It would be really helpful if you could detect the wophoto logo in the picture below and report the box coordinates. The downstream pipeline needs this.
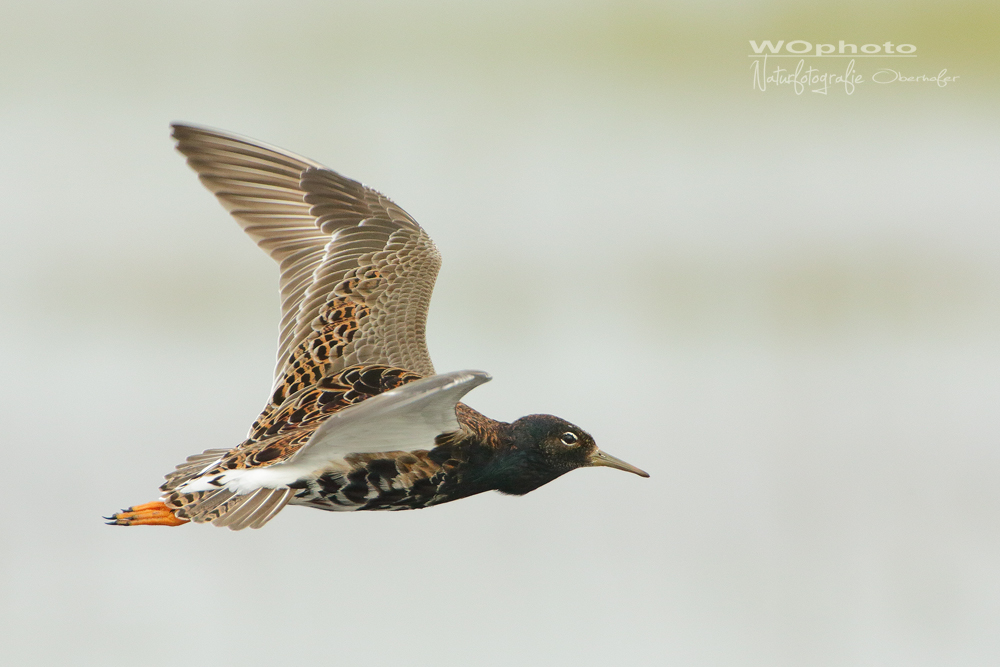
[749,40,916,57]
[748,40,958,95]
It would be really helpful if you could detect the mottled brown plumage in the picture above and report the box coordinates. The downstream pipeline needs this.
[107,124,647,531]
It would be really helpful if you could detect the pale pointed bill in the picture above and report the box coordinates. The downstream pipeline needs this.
[588,450,650,477]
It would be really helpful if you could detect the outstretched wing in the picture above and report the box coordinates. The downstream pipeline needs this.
[167,371,492,529]
[171,123,442,431]
[288,369,492,467]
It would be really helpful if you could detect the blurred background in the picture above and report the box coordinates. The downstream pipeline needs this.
[1,1,998,665]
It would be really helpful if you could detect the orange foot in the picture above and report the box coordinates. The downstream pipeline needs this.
[105,501,189,527]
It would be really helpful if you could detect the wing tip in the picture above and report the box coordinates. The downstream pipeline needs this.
[448,369,492,389]
[470,370,492,384]
[168,122,325,169]
[170,121,216,144]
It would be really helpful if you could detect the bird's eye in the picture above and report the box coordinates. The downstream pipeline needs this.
[560,432,579,446]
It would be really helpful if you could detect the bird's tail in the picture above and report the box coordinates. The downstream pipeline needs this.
[107,447,294,530]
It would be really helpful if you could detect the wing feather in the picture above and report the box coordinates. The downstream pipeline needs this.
[165,125,469,531]
[171,371,491,498]
[287,370,492,467]
[171,124,441,434]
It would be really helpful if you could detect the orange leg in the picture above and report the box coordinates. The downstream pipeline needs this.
[105,501,189,527]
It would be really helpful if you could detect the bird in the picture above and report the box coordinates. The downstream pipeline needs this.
[107,124,649,531]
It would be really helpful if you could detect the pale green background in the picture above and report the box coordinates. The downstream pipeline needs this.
[2,1,999,665]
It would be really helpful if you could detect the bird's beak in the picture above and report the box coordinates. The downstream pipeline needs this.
[588,449,650,478]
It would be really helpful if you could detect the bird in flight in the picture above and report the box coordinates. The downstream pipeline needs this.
[108,124,648,530]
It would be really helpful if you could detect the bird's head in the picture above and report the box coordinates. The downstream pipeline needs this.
[495,414,649,495]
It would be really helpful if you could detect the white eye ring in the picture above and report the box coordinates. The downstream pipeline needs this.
[560,432,579,445]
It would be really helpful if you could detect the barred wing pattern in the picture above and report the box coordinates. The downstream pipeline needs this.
[160,125,449,530]
[171,124,441,435]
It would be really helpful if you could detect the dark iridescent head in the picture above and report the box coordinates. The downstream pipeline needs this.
[494,414,649,495]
